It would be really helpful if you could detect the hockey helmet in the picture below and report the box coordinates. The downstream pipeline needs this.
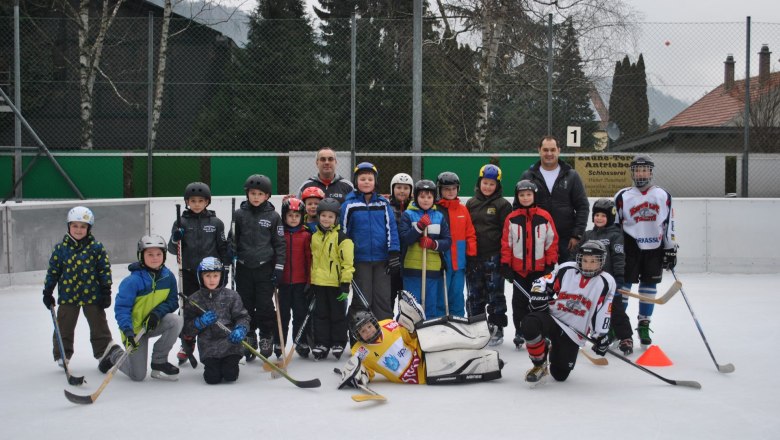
[184,182,211,204]
[576,240,607,278]
[414,179,438,203]
[282,197,305,217]
[301,186,326,201]
[390,173,414,194]
[479,164,502,183]
[351,310,382,344]
[196,256,227,288]
[592,198,617,225]
[67,206,95,226]
[244,174,272,195]
[137,234,167,266]
[630,155,654,188]
[436,171,460,196]
[317,197,341,218]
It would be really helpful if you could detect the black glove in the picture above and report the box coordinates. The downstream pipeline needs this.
[172,227,185,242]
[99,285,112,309]
[273,267,284,287]
[591,334,610,356]
[386,251,401,275]
[42,289,55,310]
[614,277,625,288]
[466,256,478,274]
[500,264,514,281]
[663,248,677,270]
[123,328,139,353]
[145,312,160,331]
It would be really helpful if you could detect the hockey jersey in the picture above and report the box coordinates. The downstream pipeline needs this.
[542,262,615,347]
[350,319,426,384]
[614,185,676,251]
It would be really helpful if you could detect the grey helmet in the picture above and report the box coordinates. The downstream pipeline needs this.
[137,234,167,266]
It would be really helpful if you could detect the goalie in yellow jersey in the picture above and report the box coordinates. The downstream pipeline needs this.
[338,291,503,388]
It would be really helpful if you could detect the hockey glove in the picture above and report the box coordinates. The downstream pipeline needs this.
[500,264,514,281]
[144,312,161,332]
[272,266,284,287]
[228,325,248,344]
[122,328,140,353]
[42,289,55,310]
[338,356,370,390]
[99,285,112,309]
[663,247,677,270]
[337,283,350,302]
[529,277,553,312]
[466,256,479,275]
[591,333,610,356]
[396,290,425,332]
[416,214,431,232]
[419,236,437,250]
[386,251,401,275]
[194,310,217,331]
[172,227,185,242]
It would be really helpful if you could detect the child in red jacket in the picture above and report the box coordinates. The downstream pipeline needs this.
[279,198,313,358]
[500,180,558,349]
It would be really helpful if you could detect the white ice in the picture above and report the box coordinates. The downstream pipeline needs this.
[2,270,777,440]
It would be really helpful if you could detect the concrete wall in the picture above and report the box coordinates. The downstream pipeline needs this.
[2,196,778,287]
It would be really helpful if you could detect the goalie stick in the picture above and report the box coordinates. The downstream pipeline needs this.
[618,280,682,305]
[50,307,86,386]
[64,329,147,404]
[334,368,387,402]
[671,270,735,374]
[180,294,321,388]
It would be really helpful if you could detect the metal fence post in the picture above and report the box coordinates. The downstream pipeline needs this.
[547,13,553,136]
[350,13,357,171]
[741,16,750,198]
[13,0,22,200]
[147,11,154,197]
[412,0,422,181]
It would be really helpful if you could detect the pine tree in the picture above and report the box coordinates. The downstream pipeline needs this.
[609,54,649,141]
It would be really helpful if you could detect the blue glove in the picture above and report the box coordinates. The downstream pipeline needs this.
[123,328,139,353]
[172,227,184,242]
[229,325,248,344]
[194,310,217,331]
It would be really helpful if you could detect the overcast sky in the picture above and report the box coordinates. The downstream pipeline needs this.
[623,0,780,23]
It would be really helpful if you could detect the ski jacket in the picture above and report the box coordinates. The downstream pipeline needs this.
[282,226,312,285]
[501,206,558,276]
[539,262,615,347]
[466,189,512,259]
[615,185,676,250]
[520,160,590,243]
[351,319,425,384]
[115,262,179,335]
[437,198,477,271]
[229,200,286,270]
[182,287,250,361]
[167,209,230,270]
[340,191,400,263]
[399,203,451,275]
[310,224,355,288]
[44,234,112,306]
[298,174,354,204]
[580,224,625,283]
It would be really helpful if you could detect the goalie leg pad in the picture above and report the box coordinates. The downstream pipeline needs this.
[416,315,491,352]
[425,349,502,384]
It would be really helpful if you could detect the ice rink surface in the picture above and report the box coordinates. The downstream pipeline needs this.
[2,269,777,440]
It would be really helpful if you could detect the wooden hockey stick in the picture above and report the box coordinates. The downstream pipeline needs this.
[421,229,427,310]
[334,368,386,402]
[579,347,609,366]
[617,280,682,305]
[267,289,287,378]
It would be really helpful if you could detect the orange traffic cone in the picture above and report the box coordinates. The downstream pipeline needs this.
[636,345,673,367]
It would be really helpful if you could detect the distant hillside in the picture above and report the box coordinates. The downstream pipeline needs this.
[647,87,689,126]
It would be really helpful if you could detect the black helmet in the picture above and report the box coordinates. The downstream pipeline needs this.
[244,174,272,195]
[317,197,341,217]
[137,234,167,267]
[436,171,460,197]
[514,179,538,207]
[576,240,607,278]
[592,198,616,225]
[414,179,438,203]
[351,310,382,344]
[184,182,211,203]
[630,155,654,188]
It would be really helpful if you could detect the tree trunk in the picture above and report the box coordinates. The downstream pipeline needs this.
[474,1,507,151]
[149,0,173,152]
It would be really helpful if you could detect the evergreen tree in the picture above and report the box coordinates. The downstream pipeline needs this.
[609,53,648,141]
[634,53,649,136]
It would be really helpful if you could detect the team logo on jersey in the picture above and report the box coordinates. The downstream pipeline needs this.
[629,201,660,223]
[383,321,399,331]
[277,226,284,236]
[383,354,400,371]
[356,346,369,360]
[487,207,496,215]
[203,225,216,233]
[258,219,271,228]
[556,291,591,317]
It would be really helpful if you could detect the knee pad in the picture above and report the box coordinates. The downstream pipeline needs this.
[425,349,501,384]
[416,315,491,352]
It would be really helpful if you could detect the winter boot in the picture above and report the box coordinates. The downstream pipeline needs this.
[619,338,634,356]
[98,344,123,374]
[513,332,525,349]
[259,334,274,358]
[636,320,653,346]
[245,332,258,362]
[489,327,504,347]
[177,336,195,365]
[312,345,329,361]
[295,343,310,359]
[151,362,180,381]
[331,345,345,360]
[525,363,549,383]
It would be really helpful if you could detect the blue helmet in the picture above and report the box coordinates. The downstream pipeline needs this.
[353,162,378,187]
[197,257,227,288]
[479,164,502,182]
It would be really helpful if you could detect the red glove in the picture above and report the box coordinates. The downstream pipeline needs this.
[416,214,431,231]
[419,236,437,250]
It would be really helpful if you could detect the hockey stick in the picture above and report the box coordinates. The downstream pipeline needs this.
[268,289,287,378]
[280,293,316,369]
[50,307,86,386]
[617,280,682,305]
[442,268,449,316]
[421,229,428,311]
[64,329,147,404]
[578,347,609,366]
[180,294,321,388]
[175,204,197,369]
[230,197,236,291]
[333,368,387,402]
[671,270,735,374]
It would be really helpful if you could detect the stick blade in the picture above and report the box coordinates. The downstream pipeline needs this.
[674,380,702,389]
[718,363,736,374]
[64,389,95,404]
[293,378,322,388]
[352,394,386,402]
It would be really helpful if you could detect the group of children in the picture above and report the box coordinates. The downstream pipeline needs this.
[44,152,676,386]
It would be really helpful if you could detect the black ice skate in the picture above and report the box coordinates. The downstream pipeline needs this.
[619,338,634,355]
[513,332,525,349]
[331,345,345,360]
[151,362,180,381]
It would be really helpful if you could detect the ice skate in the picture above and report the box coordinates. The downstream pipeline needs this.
[619,338,634,356]
[525,363,549,387]
[636,320,653,346]
[488,327,504,347]
[151,362,180,381]
[513,332,525,350]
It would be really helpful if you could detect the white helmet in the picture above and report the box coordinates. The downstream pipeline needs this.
[67,206,95,226]
[390,173,414,194]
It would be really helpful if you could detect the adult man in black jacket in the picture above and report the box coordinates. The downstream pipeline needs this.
[297,148,354,204]
[520,136,589,262]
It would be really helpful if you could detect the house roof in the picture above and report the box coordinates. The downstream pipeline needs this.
[661,71,780,129]
[143,0,249,47]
